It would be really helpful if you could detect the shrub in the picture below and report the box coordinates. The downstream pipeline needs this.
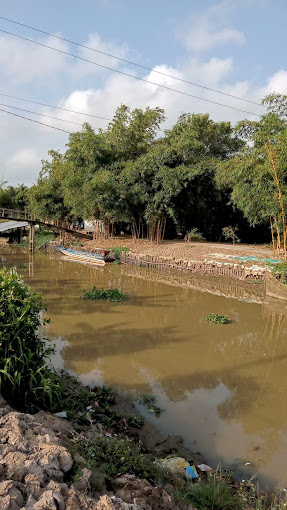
[186,228,205,242]
[0,267,62,412]
[110,246,130,260]
[270,261,287,285]
[82,286,127,302]
[205,313,231,324]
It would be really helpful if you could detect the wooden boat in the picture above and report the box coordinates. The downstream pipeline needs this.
[57,246,106,265]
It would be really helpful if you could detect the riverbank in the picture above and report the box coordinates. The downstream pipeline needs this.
[1,374,286,510]
[82,238,278,280]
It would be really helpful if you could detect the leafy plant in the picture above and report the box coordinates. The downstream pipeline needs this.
[205,313,231,324]
[128,415,144,428]
[0,267,62,412]
[24,231,55,249]
[186,228,205,242]
[270,261,287,285]
[222,226,240,245]
[81,286,127,301]
[140,393,163,415]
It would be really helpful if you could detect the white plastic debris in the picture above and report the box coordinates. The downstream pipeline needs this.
[53,411,67,418]
[197,463,213,472]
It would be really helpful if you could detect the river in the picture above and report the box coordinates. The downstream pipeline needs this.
[2,246,287,489]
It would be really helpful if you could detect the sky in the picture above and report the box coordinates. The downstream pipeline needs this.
[0,0,286,186]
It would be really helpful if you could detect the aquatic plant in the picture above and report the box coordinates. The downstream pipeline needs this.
[82,286,127,301]
[18,262,27,268]
[140,393,163,415]
[205,313,231,324]
[0,267,63,412]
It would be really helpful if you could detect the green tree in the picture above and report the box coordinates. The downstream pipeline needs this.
[217,93,287,254]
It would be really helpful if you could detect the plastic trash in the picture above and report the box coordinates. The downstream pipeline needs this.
[53,411,67,418]
[197,464,213,472]
[161,457,190,472]
[186,466,198,479]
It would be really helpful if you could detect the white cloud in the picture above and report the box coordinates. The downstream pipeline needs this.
[0,24,285,187]
[6,149,42,185]
[178,1,245,52]
[0,34,69,84]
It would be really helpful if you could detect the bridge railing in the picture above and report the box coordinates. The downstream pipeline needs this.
[0,208,90,237]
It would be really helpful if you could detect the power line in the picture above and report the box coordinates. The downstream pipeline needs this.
[0,102,87,126]
[0,93,112,121]
[0,16,265,109]
[0,28,262,118]
[0,107,72,133]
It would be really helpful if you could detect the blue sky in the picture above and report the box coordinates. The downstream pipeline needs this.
[0,0,286,185]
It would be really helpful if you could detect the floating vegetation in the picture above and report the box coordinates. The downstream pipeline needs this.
[81,286,127,302]
[205,313,231,324]
[140,393,163,415]
[18,263,27,268]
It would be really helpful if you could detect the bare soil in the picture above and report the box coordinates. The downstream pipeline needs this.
[83,238,277,266]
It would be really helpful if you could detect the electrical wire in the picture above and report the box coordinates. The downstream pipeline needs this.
[0,15,265,108]
[0,102,88,126]
[0,28,262,118]
[0,93,111,121]
[0,107,71,133]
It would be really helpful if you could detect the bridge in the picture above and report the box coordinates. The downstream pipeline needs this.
[0,208,93,251]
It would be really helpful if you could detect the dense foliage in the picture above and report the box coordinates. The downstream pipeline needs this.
[25,94,287,248]
[0,267,62,411]
[205,313,231,324]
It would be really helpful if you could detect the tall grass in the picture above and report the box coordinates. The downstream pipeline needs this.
[0,267,62,412]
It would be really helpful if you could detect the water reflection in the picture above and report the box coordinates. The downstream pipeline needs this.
[1,246,287,488]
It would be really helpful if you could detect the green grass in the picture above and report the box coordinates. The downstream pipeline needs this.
[81,286,127,301]
[73,435,165,482]
[173,473,242,510]
[205,313,231,324]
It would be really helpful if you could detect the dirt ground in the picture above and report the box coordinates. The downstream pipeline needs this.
[84,238,278,265]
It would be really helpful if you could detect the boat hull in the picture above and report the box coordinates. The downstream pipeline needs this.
[57,246,106,265]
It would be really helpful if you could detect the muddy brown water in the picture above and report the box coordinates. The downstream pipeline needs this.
[2,246,287,489]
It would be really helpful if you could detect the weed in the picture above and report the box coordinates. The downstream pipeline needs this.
[81,286,127,302]
[18,262,27,268]
[173,473,242,510]
[75,436,165,482]
[140,393,163,415]
[205,313,231,324]
[128,415,144,428]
